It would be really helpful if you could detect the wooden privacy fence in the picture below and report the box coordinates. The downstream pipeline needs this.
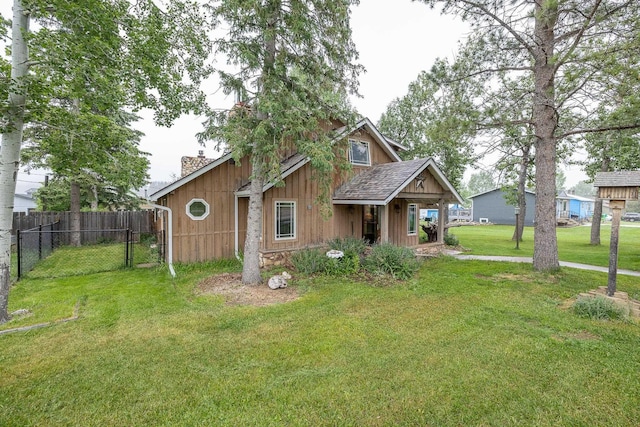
[12,211,156,235]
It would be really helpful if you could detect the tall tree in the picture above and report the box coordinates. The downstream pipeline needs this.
[420,0,640,271]
[200,0,362,285]
[0,0,212,322]
[378,59,480,189]
[0,0,29,323]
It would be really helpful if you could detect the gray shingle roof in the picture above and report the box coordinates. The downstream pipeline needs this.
[593,171,640,187]
[333,158,430,203]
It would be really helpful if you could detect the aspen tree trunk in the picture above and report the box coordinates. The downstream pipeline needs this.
[512,144,530,242]
[0,0,29,323]
[532,2,560,271]
[70,180,82,246]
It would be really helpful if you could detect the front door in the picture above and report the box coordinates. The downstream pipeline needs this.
[363,205,379,244]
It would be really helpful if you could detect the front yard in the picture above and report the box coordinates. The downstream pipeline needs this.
[2,229,640,426]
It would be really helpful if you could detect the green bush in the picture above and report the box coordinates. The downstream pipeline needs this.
[290,248,329,275]
[363,243,420,280]
[572,295,629,321]
[444,233,459,246]
[327,236,367,256]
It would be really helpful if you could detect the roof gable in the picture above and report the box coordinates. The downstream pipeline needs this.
[333,158,463,205]
[151,118,403,201]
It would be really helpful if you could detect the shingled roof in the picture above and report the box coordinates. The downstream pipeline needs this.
[333,158,462,205]
[593,171,640,187]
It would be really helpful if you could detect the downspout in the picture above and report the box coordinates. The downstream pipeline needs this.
[146,201,176,278]
[234,193,241,261]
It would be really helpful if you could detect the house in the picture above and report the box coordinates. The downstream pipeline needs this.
[556,190,595,221]
[469,188,536,226]
[14,193,37,214]
[149,118,463,265]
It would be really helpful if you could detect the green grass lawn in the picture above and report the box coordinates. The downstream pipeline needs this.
[2,251,640,426]
[447,224,640,271]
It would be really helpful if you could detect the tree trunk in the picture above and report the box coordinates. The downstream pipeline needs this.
[242,157,264,285]
[70,180,81,246]
[241,0,279,285]
[590,157,610,245]
[512,143,531,242]
[0,0,29,323]
[532,2,560,271]
[91,185,99,212]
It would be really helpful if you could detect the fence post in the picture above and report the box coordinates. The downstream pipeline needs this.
[38,224,43,260]
[16,229,22,279]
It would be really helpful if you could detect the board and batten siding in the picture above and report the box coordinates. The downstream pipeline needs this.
[163,158,251,262]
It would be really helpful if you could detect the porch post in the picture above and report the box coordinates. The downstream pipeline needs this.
[380,204,389,243]
[437,198,445,244]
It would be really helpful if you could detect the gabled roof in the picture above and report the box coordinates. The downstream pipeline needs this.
[468,187,535,199]
[150,152,233,200]
[150,117,402,201]
[593,171,640,187]
[556,190,594,202]
[333,158,463,205]
[235,153,307,196]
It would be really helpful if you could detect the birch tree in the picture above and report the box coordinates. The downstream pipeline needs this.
[0,0,211,322]
[200,0,362,285]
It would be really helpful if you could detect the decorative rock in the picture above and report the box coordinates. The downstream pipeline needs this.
[326,250,344,259]
[268,271,292,290]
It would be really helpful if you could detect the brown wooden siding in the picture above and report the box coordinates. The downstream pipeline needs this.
[598,187,639,201]
[164,157,251,262]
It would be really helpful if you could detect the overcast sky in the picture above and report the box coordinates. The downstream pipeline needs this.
[5,0,587,193]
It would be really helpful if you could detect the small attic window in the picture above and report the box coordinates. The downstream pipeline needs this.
[186,198,210,220]
[349,139,370,166]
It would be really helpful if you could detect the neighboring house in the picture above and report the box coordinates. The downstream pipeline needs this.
[469,188,536,226]
[556,190,595,221]
[150,118,463,265]
[14,193,37,214]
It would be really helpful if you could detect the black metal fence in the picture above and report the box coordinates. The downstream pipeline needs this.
[15,225,161,280]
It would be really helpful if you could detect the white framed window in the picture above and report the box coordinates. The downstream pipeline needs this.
[275,201,296,240]
[349,139,371,166]
[408,204,417,235]
[186,198,210,220]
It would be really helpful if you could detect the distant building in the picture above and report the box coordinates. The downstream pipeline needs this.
[469,188,536,225]
[14,193,37,214]
[556,190,595,220]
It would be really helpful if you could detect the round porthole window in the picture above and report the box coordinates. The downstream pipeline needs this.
[186,198,210,220]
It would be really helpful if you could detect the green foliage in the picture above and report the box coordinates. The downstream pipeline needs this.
[572,295,628,321]
[363,243,421,280]
[444,233,459,246]
[327,236,367,256]
[290,248,329,275]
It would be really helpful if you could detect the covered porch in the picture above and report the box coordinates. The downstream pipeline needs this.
[332,158,463,246]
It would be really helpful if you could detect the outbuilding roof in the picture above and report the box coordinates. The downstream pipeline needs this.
[593,171,640,188]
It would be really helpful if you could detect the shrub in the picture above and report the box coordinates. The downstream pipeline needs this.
[327,236,367,256]
[290,248,329,275]
[444,233,459,246]
[363,243,420,280]
[572,295,629,321]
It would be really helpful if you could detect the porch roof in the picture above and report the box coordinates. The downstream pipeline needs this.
[333,158,463,205]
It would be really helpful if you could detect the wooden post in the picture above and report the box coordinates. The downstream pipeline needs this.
[380,204,389,243]
[607,200,624,296]
[437,198,445,244]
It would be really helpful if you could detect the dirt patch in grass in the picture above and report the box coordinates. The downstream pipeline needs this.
[196,272,300,306]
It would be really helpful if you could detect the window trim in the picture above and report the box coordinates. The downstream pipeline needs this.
[348,139,371,166]
[186,198,210,221]
[275,201,296,241]
[408,203,418,236]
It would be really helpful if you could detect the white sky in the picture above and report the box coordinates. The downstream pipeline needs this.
[5,0,587,192]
